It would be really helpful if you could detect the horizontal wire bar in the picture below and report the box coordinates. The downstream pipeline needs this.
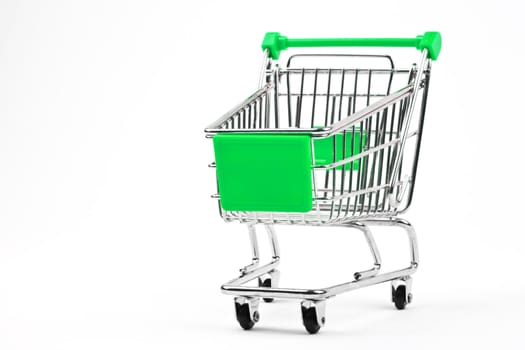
[278,68,413,74]
[278,93,388,98]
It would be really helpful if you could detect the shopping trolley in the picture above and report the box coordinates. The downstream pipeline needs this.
[205,32,441,333]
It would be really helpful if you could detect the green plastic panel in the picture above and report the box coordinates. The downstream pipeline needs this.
[213,134,313,213]
[262,32,442,60]
[313,130,365,170]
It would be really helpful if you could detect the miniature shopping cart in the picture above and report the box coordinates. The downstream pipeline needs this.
[205,32,441,333]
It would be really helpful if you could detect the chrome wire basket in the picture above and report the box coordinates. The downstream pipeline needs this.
[205,32,441,333]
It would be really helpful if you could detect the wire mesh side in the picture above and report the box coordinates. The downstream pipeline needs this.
[311,93,413,223]
[212,88,272,130]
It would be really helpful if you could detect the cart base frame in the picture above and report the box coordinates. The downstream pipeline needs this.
[221,217,418,333]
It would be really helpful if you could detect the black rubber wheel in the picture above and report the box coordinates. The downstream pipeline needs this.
[259,278,274,303]
[301,306,323,334]
[235,302,258,330]
[393,285,407,310]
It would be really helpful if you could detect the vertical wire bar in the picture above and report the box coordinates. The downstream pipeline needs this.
[322,68,333,204]
[389,97,407,202]
[366,70,372,106]
[386,101,397,180]
[375,107,388,212]
[330,96,336,125]
[353,69,358,113]
[383,100,398,211]
[352,119,364,216]
[389,99,403,177]
[386,68,394,95]
[264,92,270,128]
[260,96,265,128]
[286,70,292,127]
[311,68,319,128]
[397,98,410,187]
[252,102,256,129]
[247,104,252,129]
[345,125,355,216]
[338,129,347,219]
[388,100,400,199]
[252,101,257,129]
[324,69,332,126]
[295,98,301,127]
[323,169,330,201]
[346,70,359,216]
[350,69,360,216]
[396,96,409,184]
[358,71,373,215]
[274,69,280,128]
[252,98,256,129]
[328,95,337,219]
[295,68,305,127]
[366,111,381,214]
[338,69,346,121]
[251,101,256,129]
[337,70,348,217]
[258,97,263,129]
[310,138,322,224]
[329,132,337,221]
[359,115,372,216]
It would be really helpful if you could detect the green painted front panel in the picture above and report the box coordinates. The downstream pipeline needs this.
[213,134,313,212]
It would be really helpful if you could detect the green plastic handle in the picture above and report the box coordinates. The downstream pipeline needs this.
[262,32,442,60]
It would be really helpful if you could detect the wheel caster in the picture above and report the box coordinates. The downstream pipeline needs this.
[391,277,413,310]
[258,270,280,303]
[300,300,326,334]
[234,296,259,330]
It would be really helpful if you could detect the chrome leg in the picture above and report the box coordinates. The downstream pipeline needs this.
[239,225,260,275]
[347,222,382,280]
[264,224,280,260]
[221,218,419,308]
[226,224,281,287]
[258,224,281,302]
[319,218,418,298]
[363,217,419,268]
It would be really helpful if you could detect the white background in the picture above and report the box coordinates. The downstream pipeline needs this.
[1,0,524,349]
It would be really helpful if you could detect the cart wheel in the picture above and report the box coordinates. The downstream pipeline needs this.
[234,297,259,330]
[392,284,412,310]
[301,300,326,334]
[259,277,274,303]
[258,270,280,303]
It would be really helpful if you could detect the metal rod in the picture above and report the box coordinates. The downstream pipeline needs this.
[264,225,280,259]
[310,68,319,128]
[388,50,429,201]
[324,69,332,126]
